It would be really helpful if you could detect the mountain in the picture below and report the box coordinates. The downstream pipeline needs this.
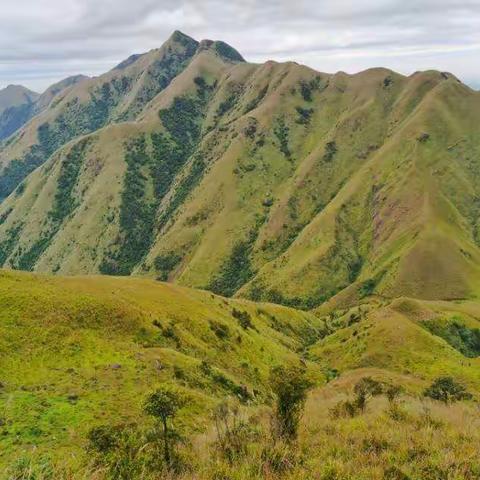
[0,85,39,140]
[0,31,202,199]
[0,84,39,114]
[1,30,480,478]
[33,74,89,113]
[0,76,88,142]
[0,32,479,313]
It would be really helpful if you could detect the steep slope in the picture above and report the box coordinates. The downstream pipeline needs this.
[0,85,40,141]
[0,77,89,143]
[0,31,202,200]
[0,33,479,310]
[241,74,480,307]
[0,269,319,467]
[33,74,89,114]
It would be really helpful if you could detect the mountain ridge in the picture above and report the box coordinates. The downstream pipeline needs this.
[0,31,479,311]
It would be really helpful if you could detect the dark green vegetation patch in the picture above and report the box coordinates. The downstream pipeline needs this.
[422,318,480,358]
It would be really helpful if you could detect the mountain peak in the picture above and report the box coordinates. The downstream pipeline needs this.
[197,39,245,62]
[168,30,199,48]
[0,84,39,113]
[1,84,38,95]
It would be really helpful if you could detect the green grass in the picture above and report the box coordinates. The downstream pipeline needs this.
[0,269,320,470]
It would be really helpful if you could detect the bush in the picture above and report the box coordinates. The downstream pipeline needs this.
[273,118,291,159]
[261,439,298,474]
[353,377,383,412]
[329,377,384,418]
[209,320,230,339]
[232,308,253,330]
[270,364,312,440]
[212,398,259,464]
[87,423,158,479]
[323,141,337,162]
[329,399,357,419]
[422,319,480,358]
[295,106,314,125]
[424,376,472,403]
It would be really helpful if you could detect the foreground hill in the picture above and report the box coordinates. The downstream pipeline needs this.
[1,270,480,477]
[0,269,318,469]
[0,31,480,310]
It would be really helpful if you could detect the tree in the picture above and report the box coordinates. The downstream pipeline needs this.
[144,387,185,465]
[424,376,472,404]
[270,364,312,440]
[353,377,383,412]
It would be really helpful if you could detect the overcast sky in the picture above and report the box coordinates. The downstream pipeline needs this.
[1,0,479,92]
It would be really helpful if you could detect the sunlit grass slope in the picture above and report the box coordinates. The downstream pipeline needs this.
[0,269,319,468]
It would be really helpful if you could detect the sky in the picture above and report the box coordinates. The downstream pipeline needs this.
[1,0,480,92]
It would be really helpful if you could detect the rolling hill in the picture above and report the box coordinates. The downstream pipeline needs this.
[0,269,319,470]
[1,269,480,477]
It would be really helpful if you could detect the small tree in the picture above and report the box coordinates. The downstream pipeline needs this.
[424,376,472,404]
[353,377,383,412]
[270,364,312,440]
[144,387,185,466]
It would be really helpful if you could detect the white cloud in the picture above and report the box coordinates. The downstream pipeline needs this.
[0,0,479,91]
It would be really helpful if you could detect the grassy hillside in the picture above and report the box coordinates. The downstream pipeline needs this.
[0,32,479,311]
[1,271,480,478]
[0,31,203,200]
[0,85,38,115]
[0,269,320,471]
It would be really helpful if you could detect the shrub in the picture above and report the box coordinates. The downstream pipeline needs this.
[260,439,298,474]
[329,399,357,419]
[232,308,253,330]
[385,384,403,404]
[295,106,314,125]
[212,398,258,464]
[208,236,256,297]
[424,376,472,403]
[273,118,291,159]
[88,425,120,453]
[154,253,182,278]
[353,377,383,412]
[359,278,376,298]
[270,364,312,440]
[209,320,230,339]
[330,378,384,418]
[422,319,480,358]
[87,424,156,479]
[323,141,337,162]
